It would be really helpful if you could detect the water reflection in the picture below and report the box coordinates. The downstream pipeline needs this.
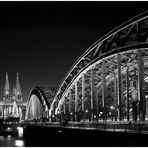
[0,135,25,147]
[14,140,24,147]
[17,127,23,138]
[0,125,25,147]
[7,135,12,140]
[0,135,4,140]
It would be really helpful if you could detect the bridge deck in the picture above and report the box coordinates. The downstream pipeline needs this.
[22,120,148,134]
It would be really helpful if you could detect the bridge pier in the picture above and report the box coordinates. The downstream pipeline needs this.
[69,88,72,120]
[75,81,78,121]
[82,73,85,122]
[95,90,99,121]
[91,67,95,121]
[102,59,107,121]
[126,67,130,121]
[137,49,146,121]
[117,53,123,121]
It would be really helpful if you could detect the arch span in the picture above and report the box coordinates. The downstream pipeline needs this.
[25,87,57,120]
[49,11,148,122]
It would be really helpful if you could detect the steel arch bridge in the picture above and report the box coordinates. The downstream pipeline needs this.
[48,11,148,123]
[25,87,57,121]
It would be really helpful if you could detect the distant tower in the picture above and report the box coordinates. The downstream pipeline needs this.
[3,72,11,101]
[14,72,22,101]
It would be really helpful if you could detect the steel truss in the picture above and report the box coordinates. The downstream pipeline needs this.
[49,12,148,123]
[52,48,148,122]
[25,87,57,121]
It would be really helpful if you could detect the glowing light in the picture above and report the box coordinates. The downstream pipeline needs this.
[7,127,11,131]
[7,135,11,140]
[14,140,24,147]
[100,112,103,114]
[85,110,88,113]
[110,106,115,110]
[17,127,23,134]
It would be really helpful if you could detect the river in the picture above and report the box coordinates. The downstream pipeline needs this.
[0,124,148,147]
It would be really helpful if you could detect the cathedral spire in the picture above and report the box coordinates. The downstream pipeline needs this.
[3,72,11,100]
[16,72,21,91]
[15,72,22,101]
[5,72,10,91]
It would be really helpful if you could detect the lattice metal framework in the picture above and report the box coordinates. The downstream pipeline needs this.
[49,11,148,122]
[25,87,57,120]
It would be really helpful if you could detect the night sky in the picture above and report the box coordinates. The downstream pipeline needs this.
[0,1,148,102]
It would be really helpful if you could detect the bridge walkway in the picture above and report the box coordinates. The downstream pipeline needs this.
[21,120,148,134]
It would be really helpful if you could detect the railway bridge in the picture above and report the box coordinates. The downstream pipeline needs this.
[25,11,148,132]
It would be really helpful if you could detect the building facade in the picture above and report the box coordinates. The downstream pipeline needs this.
[0,73,26,121]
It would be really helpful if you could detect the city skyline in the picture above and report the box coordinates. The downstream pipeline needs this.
[0,1,148,101]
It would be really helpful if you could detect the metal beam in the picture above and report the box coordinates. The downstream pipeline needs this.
[75,81,78,121]
[82,73,85,122]
[63,97,66,115]
[69,89,72,120]
[91,67,94,121]
[114,72,117,107]
[117,53,123,121]
[138,49,146,121]
[126,67,130,121]
[102,59,107,121]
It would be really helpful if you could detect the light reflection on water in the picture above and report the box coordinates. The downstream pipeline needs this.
[14,140,24,147]
[7,135,12,140]
[0,135,25,147]
[0,126,25,146]
[0,135,4,140]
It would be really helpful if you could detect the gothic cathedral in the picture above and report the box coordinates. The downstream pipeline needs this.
[0,73,26,121]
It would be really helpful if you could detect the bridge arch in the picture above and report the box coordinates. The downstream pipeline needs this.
[49,11,148,122]
[25,87,57,121]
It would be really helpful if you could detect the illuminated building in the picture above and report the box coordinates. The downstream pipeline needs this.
[0,73,26,121]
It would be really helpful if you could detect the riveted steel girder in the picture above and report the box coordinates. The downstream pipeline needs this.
[49,12,148,122]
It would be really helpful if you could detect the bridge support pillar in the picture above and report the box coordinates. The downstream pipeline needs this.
[64,97,66,115]
[137,49,146,121]
[102,59,107,121]
[113,72,118,121]
[75,81,78,122]
[91,67,94,121]
[95,91,99,121]
[82,73,85,122]
[69,89,72,121]
[63,97,66,122]
[117,53,123,121]
[126,67,130,121]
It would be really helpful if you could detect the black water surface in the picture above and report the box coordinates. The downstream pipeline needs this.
[23,125,148,147]
[0,125,148,147]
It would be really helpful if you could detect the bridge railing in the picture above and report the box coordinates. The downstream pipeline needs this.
[22,120,148,134]
[61,121,148,134]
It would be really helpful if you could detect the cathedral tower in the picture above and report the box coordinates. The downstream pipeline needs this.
[3,72,11,101]
[12,72,22,101]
